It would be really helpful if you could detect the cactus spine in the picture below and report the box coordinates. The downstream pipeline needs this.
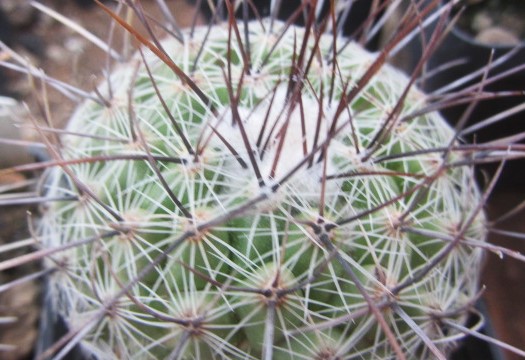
[21,5,490,360]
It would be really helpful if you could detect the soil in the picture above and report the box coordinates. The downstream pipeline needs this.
[0,1,524,359]
[482,192,525,360]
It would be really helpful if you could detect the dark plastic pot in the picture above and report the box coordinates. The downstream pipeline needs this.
[190,0,378,41]
[421,4,525,190]
[35,281,92,360]
[450,300,505,360]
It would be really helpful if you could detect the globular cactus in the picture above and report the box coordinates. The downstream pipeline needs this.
[2,1,523,359]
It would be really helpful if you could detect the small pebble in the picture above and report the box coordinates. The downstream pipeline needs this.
[475,26,521,46]
[472,12,493,33]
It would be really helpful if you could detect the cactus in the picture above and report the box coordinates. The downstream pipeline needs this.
[1,1,525,359]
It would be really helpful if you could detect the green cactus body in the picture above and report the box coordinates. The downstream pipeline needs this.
[39,19,485,359]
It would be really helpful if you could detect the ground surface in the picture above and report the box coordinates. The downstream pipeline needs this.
[0,1,524,359]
